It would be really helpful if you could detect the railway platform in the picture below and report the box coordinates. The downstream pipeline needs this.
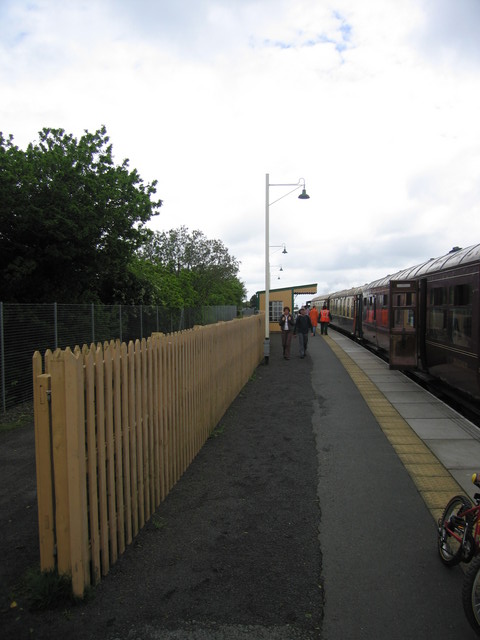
[310,328,479,638]
[324,330,480,509]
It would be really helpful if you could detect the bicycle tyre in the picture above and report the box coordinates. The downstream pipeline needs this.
[437,494,473,567]
[462,555,480,636]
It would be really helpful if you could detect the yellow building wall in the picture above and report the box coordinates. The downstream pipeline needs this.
[257,284,317,333]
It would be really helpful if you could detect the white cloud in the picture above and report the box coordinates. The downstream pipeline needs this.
[1,0,480,302]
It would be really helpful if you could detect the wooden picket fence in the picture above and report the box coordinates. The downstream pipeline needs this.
[32,315,263,597]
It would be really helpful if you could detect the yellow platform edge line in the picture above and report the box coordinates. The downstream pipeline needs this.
[323,335,464,520]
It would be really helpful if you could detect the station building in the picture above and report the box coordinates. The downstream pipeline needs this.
[256,283,318,334]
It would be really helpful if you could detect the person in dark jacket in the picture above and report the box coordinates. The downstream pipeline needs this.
[279,306,295,360]
[294,307,312,358]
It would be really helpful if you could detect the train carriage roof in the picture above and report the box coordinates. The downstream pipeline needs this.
[311,285,363,303]
[364,244,480,289]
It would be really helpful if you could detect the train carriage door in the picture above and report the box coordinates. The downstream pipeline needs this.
[389,280,418,368]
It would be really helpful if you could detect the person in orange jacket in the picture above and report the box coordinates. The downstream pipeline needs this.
[320,303,331,335]
[309,306,319,336]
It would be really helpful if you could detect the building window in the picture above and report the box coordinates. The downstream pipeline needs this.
[269,300,283,322]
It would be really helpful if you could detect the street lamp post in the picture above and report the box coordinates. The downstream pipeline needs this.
[264,173,310,364]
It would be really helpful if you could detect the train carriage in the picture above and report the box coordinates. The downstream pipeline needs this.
[312,287,363,337]
[312,244,480,402]
[420,245,480,400]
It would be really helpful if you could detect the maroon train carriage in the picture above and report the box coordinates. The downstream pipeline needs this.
[416,244,480,402]
[313,245,480,403]
[325,287,363,337]
[312,287,363,337]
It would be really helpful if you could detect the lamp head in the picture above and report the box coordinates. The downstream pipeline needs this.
[298,188,310,200]
[282,246,287,254]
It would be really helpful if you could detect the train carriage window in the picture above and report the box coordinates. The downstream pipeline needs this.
[427,286,448,342]
[427,309,447,342]
[449,283,472,347]
[431,287,446,305]
[450,283,471,306]
[393,309,415,329]
[451,309,472,347]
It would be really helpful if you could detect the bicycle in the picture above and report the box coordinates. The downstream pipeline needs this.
[463,555,480,635]
[437,483,480,567]
[437,472,480,635]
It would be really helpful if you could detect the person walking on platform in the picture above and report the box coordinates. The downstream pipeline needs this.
[320,303,331,335]
[309,305,319,336]
[279,306,295,360]
[294,307,312,358]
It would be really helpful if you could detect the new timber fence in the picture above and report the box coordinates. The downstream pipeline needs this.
[33,314,263,597]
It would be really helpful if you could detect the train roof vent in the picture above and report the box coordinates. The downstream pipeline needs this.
[417,244,480,275]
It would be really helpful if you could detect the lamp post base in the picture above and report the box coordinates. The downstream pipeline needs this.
[263,337,270,365]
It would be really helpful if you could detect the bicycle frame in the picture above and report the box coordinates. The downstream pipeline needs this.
[444,500,480,559]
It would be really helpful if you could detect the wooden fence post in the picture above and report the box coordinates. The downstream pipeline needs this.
[63,347,90,596]
[104,342,118,565]
[48,350,71,576]
[32,353,55,571]
[84,347,101,585]
[121,341,133,546]
[94,344,109,576]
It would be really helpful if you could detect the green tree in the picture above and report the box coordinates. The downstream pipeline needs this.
[141,226,246,307]
[0,126,162,303]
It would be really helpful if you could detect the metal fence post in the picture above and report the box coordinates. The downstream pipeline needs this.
[1,302,5,413]
[54,302,58,349]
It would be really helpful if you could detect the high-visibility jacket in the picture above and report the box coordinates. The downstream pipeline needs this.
[320,308,330,323]
[309,307,319,327]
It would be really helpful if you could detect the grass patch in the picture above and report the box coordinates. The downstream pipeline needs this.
[0,401,34,433]
[20,566,94,610]
[23,567,78,611]
[209,422,226,438]
[151,514,167,530]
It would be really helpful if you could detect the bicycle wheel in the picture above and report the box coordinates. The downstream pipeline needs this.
[462,555,480,635]
[437,494,473,566]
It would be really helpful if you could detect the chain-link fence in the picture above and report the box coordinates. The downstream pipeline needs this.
[0,302,238,412]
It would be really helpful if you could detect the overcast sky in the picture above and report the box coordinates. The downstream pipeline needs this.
[2,0,480,304]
